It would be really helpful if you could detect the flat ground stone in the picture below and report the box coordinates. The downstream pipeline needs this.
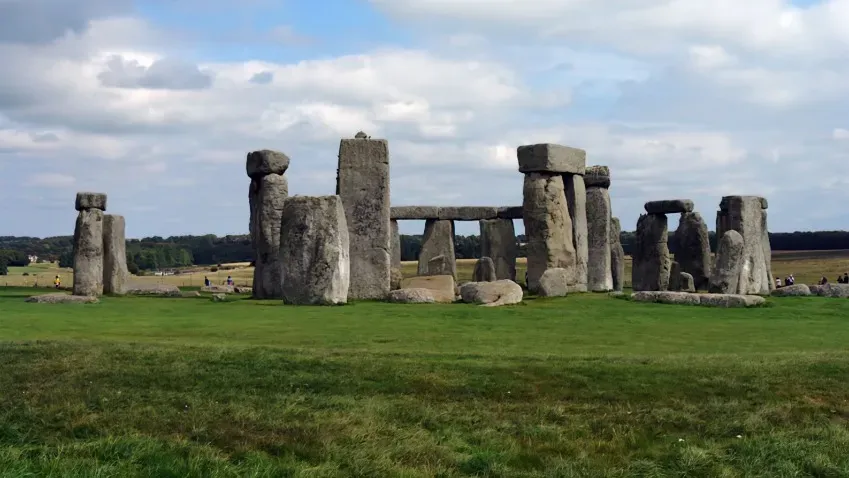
[610,217,625,292]
[472,257,497,282]
[387,288,436,304]
[810,283,849,298]
[632,291,701,306]
[480,219,517,281]
[675,212,711,290]
[125,284,181,297]
[565,174,588,292]
[102,214,128,295]
[400,275,456,303]
[417,220,456,278]
[246,149,290,178]
[538,268,570,297]
[518,143,586,174]
[459,280,523,307]
[202,285,234,293]
[523,173,576,293]
[280,195,350,305]
[771,284,811,297]
[583,165,610,188]
[25,293,99,304]
[644,199,694,214]
[75,192,107,211]
[250,173,288,299]
[73,208,104,297]
[699,294,765,308]
[586,186,612,291]
[631,214,670,291]
[709,230,745,294]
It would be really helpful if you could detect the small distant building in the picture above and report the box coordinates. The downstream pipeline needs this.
[28,255,38,263]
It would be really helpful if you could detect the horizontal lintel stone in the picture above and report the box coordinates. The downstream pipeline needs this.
[644,199,694,215]
[517,143,586,175]
[390,206,522,221]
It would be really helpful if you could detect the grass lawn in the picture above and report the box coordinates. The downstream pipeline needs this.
[2,288,849,476]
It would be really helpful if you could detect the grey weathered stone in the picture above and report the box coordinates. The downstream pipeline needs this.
[675,212,711,290]
[26,293,99,304]
[417,220,456,278]
[246,149,290,178]
[496,206,523,219]
[669,262,682,291]
[586,185,612,292]
[583,165,610,188]
[538,268,570,297]
[632,291,764,307]
[479,219,517,281]
[387,288,436,303]
[280,195,350,305]
[631,214,670,291]
[73,208,104,297]
[771,284,811,297]
[337,137,390,300]
[354,131,368,139]
[523,173,576,293]
[810,283,849,298]
[75,192,107,211]
[610,217,625,292]
[102,214,128,295]
[390,220,401,289]
[390,268,403,291]
[680,272,695,292]
[459,280,523,307]
[517,143,586,174]
[426,255,453,276]
[400,275,456,303]
[202,285,234,293]
[390,206,440,220]
[716,196,772,295]
[644,199,694,215]
[632,291,701,306]
[125,284,181,297]
[565,174,588,292]
[438,206,499,221]
[699,294,766,308]
[211,293,227,302]
[473,257,497,282]
[250,173,288,299]
[709,230,745,294]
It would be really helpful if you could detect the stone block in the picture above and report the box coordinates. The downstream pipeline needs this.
[390,206,440,220]
[250,174,288,299]
[517,143,586,174]
[102,214,128,295]
[437,206,499,221]
[523,173,576,293]
[417,219,456,278]
[480,219,518,281]
[644,199,694,214]
[73,208,104,297]
[564,174,587,291]
[583,165,610,188]
[75,192,107,211]
[586,186,612,291]
[246,149,290,178]
[631,213,671,291]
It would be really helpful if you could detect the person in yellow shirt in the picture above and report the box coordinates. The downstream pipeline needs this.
[54,275,61,289]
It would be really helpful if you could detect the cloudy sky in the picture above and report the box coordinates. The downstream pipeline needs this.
[2,0,848,238]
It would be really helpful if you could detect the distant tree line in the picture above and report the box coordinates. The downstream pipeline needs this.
[1,230,848,272]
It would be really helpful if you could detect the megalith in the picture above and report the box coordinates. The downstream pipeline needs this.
[716,196,773,295]
[103,214,129,295]
[709,230,745,294]
[479,219,517,281]
[73,192,106,297]
[674,211,711,291]
[518,143,584,293]
[417,219,456,278]
[609,217,625,292]
[279,195,350,305]
[585,166,612,292]
[247,150,289,299]
[631,213,671,291]
[669,261,681,291]
[336,134,391,299]
[472,257,497,282]
[564,175,588,292]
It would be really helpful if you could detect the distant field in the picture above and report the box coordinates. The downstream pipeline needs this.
[5,249,849,289]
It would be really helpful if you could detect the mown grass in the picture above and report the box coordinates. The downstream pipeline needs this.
[2,288,849,476]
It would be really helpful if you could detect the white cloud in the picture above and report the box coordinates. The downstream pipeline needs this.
[25,173,76,188]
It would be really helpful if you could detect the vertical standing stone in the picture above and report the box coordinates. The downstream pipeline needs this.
[609,217,625,292]
[709,230,745,294]
[472,257,497,282]
[417,219,456,278]
[715,196,772,295]
[632,213,671,291]
[390,219,402,289]
[479,219,517,281]
[337,134,391,299]
[247,150,289,299]
[584,166,612,292]
[564,175,588,292]
[522,173,576,293]
[675,212,712,291]
[669,261,682,291]
[73,192,106,297]
[102,214,128,295]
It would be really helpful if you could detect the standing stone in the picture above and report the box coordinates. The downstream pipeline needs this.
[680,272,695,292]
[102,214,128,295]
[585,166,612,292]
[631,214,671,291]
[426,255,452,276]
[564,175,588,292]
[716,196,772,295]
[473,257,497,282]
[522,173,576,293]
[669,261,682,291]
[479,219,517,281]
[279,196,350,305]
[251,173,288,299]
[73,208,104,297]
[336,135,391,300]
[417,219,456,278]
[609,217,625,292]
[675,212,711,291]
[390,219,401,289]
[709,230,745,294]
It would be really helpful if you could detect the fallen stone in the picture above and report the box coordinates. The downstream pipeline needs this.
[565,174,588,292]
[610,217,625,292]
[417,219,456,278]
[25,293,99,304]
[709,230,745,294]
[202,285,234,293]
[211,293,227,302]
[73,208,104,297]
[716,196,772,295]
[586,184,612,292]
[246,149,290,178]
[771,284,812,297]
[234,286,252,294]
[75,192,107,211]
[583,165,610,189]
[250,173,288,299]
[517,143,586,175]
[472,257,497,282]
[390,206,440,220]
[644,199,694,215]
[125,284,181,297]
[810,283,849,298]
[538,268,570,297]
[438,206,499,221]
[523,173,576,293]
[103,214,129,295]
[699,294,765,308]
[480,219,517,281]
[400,275,456,303]
[426,255,453,276]
[680,272,695,292]
[674,211,711,291]
[631,213,670,291]
[387,288,436,304]
[496,206,523,219]
[459,280,523,307]
[632,291,701,306]
[632,291,765,307]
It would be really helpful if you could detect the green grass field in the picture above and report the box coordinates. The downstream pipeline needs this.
[2,287,849,476]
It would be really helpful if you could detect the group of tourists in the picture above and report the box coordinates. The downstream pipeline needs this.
[203,275,234,287]
[818,272,849,285]
[775,275,795,288]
